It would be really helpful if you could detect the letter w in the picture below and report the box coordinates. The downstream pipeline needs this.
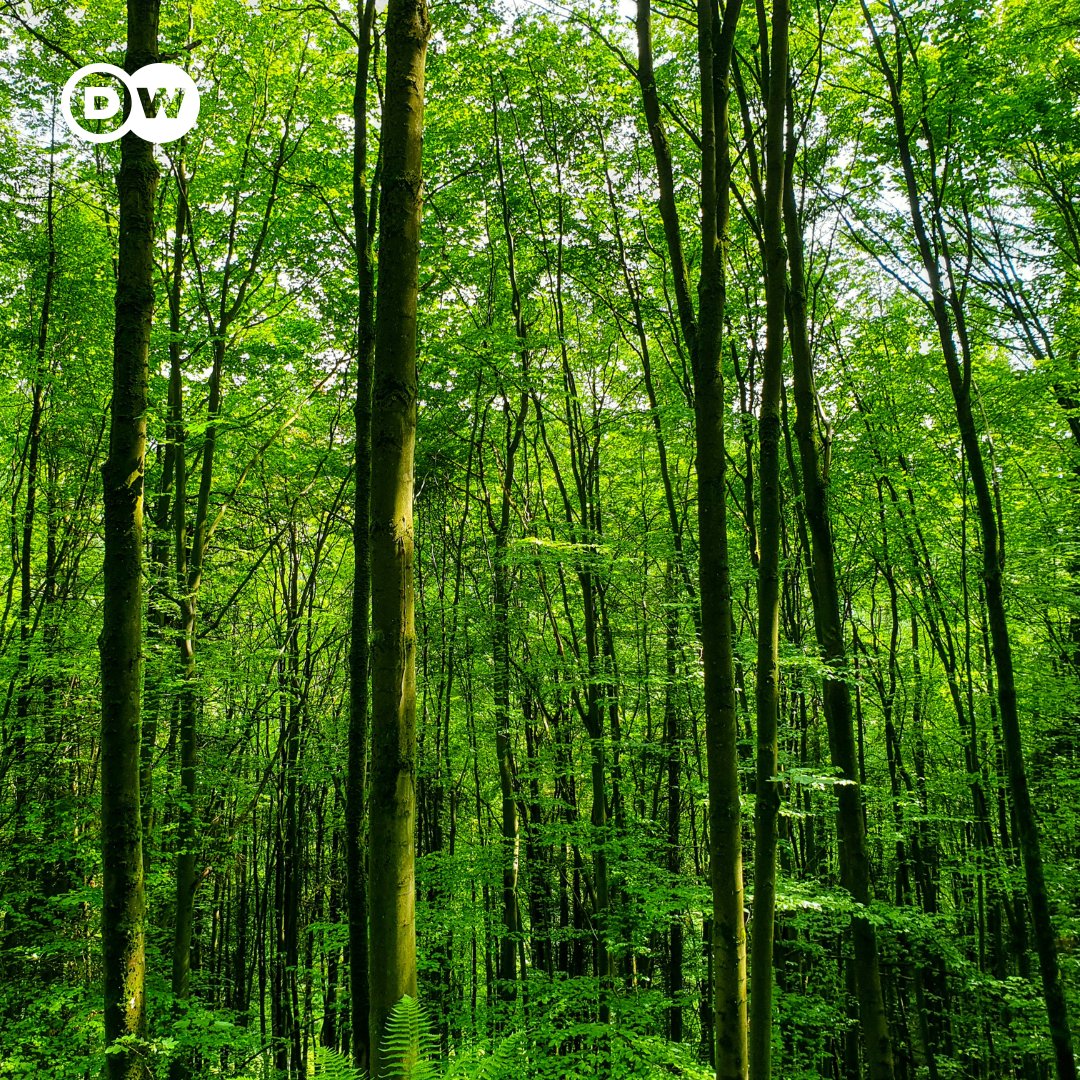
[138,85,185,118]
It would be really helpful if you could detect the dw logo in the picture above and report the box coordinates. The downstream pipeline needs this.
[60,62,200,144]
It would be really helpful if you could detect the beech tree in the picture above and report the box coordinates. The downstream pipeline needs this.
[366,0,428,1074]
[99,1,158,1076]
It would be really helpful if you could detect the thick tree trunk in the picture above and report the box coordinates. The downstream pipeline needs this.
[100,3,159,1075]
[697,3,749,1073]
[367,0,427,1073]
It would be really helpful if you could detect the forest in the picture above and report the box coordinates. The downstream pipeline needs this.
[0,0,1077,1077]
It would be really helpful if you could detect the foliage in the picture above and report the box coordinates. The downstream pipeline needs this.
[0,0,1077,1076]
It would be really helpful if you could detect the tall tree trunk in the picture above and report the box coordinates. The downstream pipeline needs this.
[100,3,158,1075]
[783,99,895,1080]
[167,152,197,1080]
[347,1,377,1072]
[367,0,427,1073]
[663,563,684,1043]
[637,1,749,1073]
[698,3,749,1073]
[748,0,788,1075]
[490,86,530,999]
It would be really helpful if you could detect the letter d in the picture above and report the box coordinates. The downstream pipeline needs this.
[84,86,120,120]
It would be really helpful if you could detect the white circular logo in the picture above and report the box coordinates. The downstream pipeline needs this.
[60,62,200,144]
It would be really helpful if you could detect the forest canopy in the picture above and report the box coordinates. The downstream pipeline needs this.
[0,0,1078,1078]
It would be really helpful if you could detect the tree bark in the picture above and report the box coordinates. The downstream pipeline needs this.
[347,0,377,1072]
[100,3,158,1075]
[636,0,749,1073]
[367,0,427,1073]
[695,0,749,1073]
[748,0,788,1074]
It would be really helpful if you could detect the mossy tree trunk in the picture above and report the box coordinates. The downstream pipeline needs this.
[100,2,159,1076]
[367,0,428,1074]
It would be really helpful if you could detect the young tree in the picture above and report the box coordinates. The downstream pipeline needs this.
[747,0,789,1076]
[861,6,1076,1075]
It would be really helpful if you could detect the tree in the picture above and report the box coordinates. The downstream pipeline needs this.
[860,4,1076,1074]
[347,0,378,1071]
[99,1,158,1076]
[367,0,428,1074]
[783,42,895,1079]
[747,0,789,1074]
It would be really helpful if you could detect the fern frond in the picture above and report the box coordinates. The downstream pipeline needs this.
[315,1043,367,1080]
[381,994,442,1080]
[475,1029,527,1080]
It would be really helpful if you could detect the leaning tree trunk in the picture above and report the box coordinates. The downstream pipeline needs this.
[367,0,428,1074]
[100,2,159,1076]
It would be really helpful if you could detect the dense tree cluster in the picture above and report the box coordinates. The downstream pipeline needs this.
[0,0,1077,1077]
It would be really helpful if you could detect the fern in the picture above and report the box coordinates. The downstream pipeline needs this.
[315,1044,367,1080]
[381,995,442,1080]
[472,1029,526,1080]
[315,997,527,1080]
